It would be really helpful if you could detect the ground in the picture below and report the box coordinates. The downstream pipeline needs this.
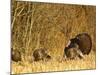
[11,51,95,74]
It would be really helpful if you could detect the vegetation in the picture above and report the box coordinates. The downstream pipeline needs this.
[11,0,96,74]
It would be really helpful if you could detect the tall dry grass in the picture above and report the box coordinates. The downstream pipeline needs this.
[11,0,96,74]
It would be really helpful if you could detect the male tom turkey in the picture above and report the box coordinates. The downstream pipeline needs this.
[64,33,92,59]
[33,48,51,61]
[11,48,21,62]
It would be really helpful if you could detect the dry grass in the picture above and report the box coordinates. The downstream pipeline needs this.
[11,0,96,74]
[11,51,95,74]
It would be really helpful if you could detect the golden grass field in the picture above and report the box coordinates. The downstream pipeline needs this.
[11,0,96,74]
[11,51,95,74]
